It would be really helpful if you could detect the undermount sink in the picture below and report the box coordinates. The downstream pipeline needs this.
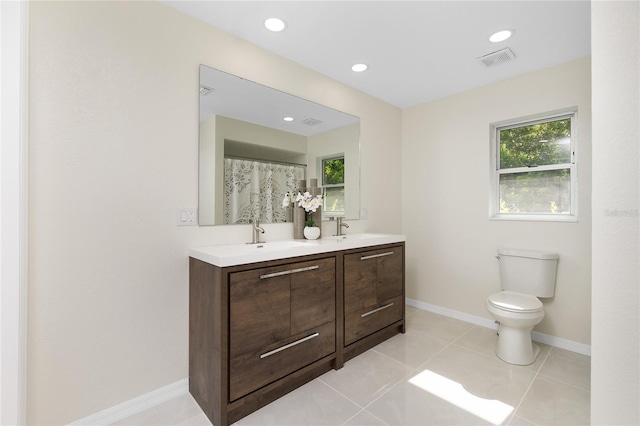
[248,240,312,250]
[190,233,406,267]
[329,233,382,242]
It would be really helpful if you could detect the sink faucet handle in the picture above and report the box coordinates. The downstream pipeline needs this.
[336,217,349,236]
[252,218,265,244]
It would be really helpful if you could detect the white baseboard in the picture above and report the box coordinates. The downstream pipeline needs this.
[406,298,591,356]
[69,378,189,425]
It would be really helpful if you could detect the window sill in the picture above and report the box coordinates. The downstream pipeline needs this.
[490,214,578,223]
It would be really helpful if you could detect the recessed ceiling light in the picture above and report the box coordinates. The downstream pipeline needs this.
[489,30,513,43]
[351,63,368,72]
[265,17,287,32]
[283,116,294,122]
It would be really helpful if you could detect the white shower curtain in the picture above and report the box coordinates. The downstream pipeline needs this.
[224,158,305,224]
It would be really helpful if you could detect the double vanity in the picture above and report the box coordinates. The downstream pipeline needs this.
[189,233,406,426]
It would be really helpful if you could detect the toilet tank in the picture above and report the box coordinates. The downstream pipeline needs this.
[498,248,559,297]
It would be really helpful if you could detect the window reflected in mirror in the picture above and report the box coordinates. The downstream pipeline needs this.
[322,157,345,216]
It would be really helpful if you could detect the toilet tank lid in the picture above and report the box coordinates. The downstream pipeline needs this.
[498,248,559,260]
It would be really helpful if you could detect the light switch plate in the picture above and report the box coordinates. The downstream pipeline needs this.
[177,207,197,226]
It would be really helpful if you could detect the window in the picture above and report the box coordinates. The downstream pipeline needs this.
[321,157,345,216]
[490,111,577,221]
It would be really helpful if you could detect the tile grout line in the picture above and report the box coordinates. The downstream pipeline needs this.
[391,324,467,370]
[508,346,555,425]
[322,312,461,426]
[351,324,504,424]
[535,371,592,394]
[353,328,467,413]
[448,324,479,345]
[319,349,423,419]
[359,368,420,412]
[317,353,416,412]
[337,408,365,426]
[334,305,423,426]
[338,408,391,426]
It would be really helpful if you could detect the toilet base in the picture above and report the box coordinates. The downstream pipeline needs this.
[495,324,540,366]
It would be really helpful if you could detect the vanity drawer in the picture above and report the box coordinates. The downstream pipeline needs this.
[344,296,403,346]
[229,321,335,401]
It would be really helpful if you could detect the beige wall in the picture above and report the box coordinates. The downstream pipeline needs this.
[218,115,308,156]
[591,1,639,423]
[402,57,592,344]
[28,1,402,423]
[198,114,218,224]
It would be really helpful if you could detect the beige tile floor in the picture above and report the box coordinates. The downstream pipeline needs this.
[117,307,590,426]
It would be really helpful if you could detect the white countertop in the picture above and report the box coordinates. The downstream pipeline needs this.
[189,233,406,267]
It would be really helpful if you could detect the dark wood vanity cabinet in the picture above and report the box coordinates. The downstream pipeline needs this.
[343,245,405,352]
[189,242,404,426]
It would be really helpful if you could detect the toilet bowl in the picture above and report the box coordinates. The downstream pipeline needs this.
[486,249,558,366]
[487,291,544,365]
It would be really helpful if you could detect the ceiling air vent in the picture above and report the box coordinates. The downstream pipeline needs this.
[300,118,322,126]
[476,47,516,68]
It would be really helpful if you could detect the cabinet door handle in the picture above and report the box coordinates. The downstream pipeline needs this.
[259,333,320,359]
[259,265,319,280]
[360,251,394,261]
[360,302,394,318]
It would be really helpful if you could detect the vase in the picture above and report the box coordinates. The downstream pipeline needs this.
[303,226,321,240]
[293,207,305,239]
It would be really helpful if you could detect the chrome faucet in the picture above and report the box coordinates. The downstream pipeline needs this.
[336,217,349,236]
[251,218,265,244]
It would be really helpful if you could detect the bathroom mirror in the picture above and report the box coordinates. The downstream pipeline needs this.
[199,65,361,226]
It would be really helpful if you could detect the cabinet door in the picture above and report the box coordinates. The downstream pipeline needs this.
[344,246,403,314]
[375,246,404,302]
[344,252,377,314]
[290,257,336,335]
[229,266,291,358]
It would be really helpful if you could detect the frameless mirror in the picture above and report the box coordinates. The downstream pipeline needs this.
[199,65,361,226]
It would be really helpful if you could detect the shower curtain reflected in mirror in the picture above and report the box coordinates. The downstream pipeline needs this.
[224,158,305,224]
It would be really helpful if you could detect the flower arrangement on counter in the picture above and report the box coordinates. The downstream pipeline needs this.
[283,191,322,226]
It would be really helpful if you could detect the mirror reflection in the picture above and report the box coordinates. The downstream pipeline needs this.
[198,65,361,226]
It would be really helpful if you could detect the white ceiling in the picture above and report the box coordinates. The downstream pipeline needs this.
[165,1,591,109]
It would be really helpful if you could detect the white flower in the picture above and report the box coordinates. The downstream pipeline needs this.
[285,190,322,213]
[282,192,292,208]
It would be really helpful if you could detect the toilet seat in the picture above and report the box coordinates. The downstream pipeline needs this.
[488,291,543,313]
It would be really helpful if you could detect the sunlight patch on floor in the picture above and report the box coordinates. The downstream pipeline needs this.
[408,370,514,425]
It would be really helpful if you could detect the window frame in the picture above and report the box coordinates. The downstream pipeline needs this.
[321,156,345,217]
[489,110,578,222]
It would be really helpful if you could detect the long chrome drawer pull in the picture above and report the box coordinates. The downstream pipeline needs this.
[288,265,320,275]
[360,251,394,261]
[259,265,319,279]
[260,333,320,359]
[361,302,394,318]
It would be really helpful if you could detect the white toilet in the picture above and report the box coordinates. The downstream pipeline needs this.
[486,248,558,365]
